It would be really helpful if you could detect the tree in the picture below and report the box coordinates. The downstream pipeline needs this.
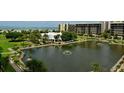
[0,47,3,70]
[0,47,3,59]
[91,63,101,72]
[29,31,42,44]
[54,34,60,41]
[0,53,1,59]
[5,32,23,41]
[19,30,29,41]
[0,47,3,53]
[102,32,108,39]
[114,34,118,39]
[0,56,14,72]
[102,29,113,39]
[26,60,47,72]
[43,34,49,44]
[52,30,56,32]
[61,32,77,41]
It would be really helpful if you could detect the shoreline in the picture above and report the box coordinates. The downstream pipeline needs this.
[110,55,124,72]
[18,39,124,72]
[20,39,124,50]
[20,40,89,50]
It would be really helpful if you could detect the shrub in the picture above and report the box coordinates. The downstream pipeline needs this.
[116,64,121,69]
[119,69,124,72]
[119,61,124,64]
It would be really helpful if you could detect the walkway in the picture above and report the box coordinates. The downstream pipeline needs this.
[9,57,22,72]
[7,48,24,72]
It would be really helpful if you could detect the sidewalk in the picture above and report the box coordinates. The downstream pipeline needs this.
[9,57,22,72]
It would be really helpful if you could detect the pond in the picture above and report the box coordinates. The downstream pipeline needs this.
[23,41,124,72]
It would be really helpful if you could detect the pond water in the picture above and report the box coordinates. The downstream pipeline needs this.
[23,41,124,72]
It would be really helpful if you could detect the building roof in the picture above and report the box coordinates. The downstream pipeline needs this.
[42,32,62,40]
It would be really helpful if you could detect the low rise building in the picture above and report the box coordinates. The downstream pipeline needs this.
[41,32,62,40]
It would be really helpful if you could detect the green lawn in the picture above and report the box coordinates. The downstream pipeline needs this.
[76,36,87,41]
[76,36,96,41]
[0,34,24,52]
[0,34,32,53]
[0,34,14,52]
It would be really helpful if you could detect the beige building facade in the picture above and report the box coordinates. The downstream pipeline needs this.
[58,24,68,32]
[58,21,124,36]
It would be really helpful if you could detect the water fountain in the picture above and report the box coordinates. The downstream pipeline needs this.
[63,50,72,55]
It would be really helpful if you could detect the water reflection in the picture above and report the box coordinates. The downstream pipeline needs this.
[24,41,124,72]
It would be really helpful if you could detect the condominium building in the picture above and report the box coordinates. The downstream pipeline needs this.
[110,21,124,36]
[59,22,103,35]
[58,21,124,36]
[70,23,101,35]
[58,24,68,32]
[101,21,110,32]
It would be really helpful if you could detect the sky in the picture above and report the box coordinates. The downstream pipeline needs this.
[0,21,101,28]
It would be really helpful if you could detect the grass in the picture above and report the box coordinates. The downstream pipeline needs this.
[0,34,32,53]
[76,36,97,42]
[76,36,88,41]
[0,34,13,52]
